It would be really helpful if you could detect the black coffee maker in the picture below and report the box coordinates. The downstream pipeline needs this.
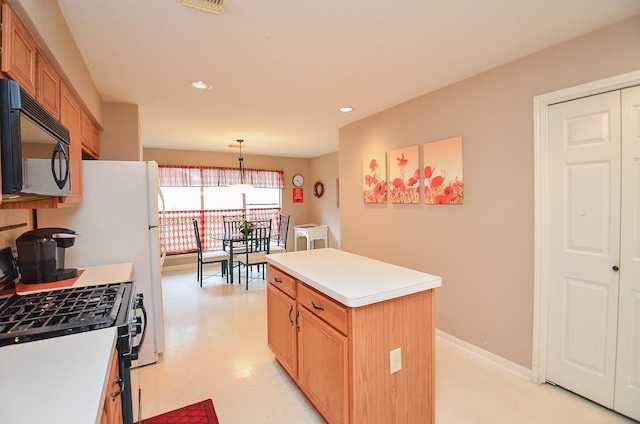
[16,228,78,284]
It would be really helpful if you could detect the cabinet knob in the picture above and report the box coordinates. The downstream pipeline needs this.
[613,265,619,271]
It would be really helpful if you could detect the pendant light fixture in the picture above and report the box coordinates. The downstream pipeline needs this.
[237,139,246,184]
[232,139,253,192]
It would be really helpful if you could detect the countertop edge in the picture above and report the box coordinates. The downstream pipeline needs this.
[266,249,442,307]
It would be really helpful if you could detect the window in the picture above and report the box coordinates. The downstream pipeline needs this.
[158,166,284,255]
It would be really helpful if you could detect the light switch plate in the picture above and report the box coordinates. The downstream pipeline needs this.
[390,347,402,374]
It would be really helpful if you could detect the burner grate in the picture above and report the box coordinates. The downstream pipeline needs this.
[0,283,127,345]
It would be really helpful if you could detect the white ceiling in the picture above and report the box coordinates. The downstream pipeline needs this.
[55,0,640,158]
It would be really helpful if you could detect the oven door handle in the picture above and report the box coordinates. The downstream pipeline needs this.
[131,300,148,361]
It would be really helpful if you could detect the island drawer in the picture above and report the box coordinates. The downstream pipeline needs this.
[297,282,348,335]
[267,265,296,298]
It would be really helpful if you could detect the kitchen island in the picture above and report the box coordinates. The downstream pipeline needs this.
[265,248,442,424]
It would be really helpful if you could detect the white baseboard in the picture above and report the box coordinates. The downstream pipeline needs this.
[436,329,532,381]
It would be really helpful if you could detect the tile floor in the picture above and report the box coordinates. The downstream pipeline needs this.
[133,267,637,423]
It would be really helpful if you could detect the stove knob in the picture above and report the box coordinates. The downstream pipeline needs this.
[131,316,143,336]
[134,293,144,309]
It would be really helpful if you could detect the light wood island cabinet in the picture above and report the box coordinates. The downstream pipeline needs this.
[266,249,442,424]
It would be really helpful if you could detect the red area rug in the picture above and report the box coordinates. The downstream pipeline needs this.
[141,399,219,424]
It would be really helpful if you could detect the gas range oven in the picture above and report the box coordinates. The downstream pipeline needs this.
[0,282,146,424]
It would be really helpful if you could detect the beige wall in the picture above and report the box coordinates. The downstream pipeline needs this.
[338,15,640,369]
[100,103,141,161]
[308,152,340,249]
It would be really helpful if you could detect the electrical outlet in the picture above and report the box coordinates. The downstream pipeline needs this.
[390,347,402,374]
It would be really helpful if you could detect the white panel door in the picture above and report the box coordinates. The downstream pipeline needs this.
[546,91,621,408]
[615,85,640,420]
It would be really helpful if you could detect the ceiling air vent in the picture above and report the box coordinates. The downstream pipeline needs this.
[178,0,229,14]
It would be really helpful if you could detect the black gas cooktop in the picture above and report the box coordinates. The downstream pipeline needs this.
[0,282,131,346]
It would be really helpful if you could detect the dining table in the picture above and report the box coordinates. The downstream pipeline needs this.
[212,232,249,284]
[214,228,279,284]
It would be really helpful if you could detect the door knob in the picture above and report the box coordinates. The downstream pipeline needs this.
[613,266,619,271]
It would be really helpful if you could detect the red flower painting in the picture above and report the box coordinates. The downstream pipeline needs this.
[423,136,464,205]
[389,145,419,204]
[363,153,387,203]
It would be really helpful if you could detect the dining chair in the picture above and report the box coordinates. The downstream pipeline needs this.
[192,219,230,287]
[222,215,248,253]
[237,219,271,290]
[270,215,290,253]
[222,215,243,234]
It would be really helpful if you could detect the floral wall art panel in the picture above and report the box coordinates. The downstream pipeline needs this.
[363,152,387,203]
[423,136,464,205]
[390,145,420,204]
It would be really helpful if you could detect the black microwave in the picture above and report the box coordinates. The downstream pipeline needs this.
[0,79,71,202]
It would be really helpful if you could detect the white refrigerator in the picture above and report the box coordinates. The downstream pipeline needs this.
[37,160,165,367]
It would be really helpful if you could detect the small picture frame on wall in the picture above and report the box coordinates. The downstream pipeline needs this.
[293,188,304,203]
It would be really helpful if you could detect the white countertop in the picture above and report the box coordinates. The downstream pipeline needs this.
[265,248,441,307]
[0,327,117,424]
[16,262,133,294]
[0,262,135,423]
[75,262,134,286]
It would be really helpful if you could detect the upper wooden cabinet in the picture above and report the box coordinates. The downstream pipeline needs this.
[1,3,37,97]
[81,111,100,159]
[37,53,62,120]
[59,83,83,206]
[0,3,103,208]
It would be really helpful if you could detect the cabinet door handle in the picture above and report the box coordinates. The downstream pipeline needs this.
[274,277,282,283]
[111,377,124,401]
[311,301,324,311]
[295,310,300,332]
[613,265,620,271]
[288,305,294,325]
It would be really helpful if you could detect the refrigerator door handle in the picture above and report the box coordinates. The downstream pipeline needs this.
[157,187,167,267]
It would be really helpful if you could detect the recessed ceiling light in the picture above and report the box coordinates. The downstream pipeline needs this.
[190,80,212,90]
[339,107,353,113]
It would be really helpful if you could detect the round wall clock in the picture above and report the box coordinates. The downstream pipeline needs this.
[292,174,304,187]
[313,181,325,198]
